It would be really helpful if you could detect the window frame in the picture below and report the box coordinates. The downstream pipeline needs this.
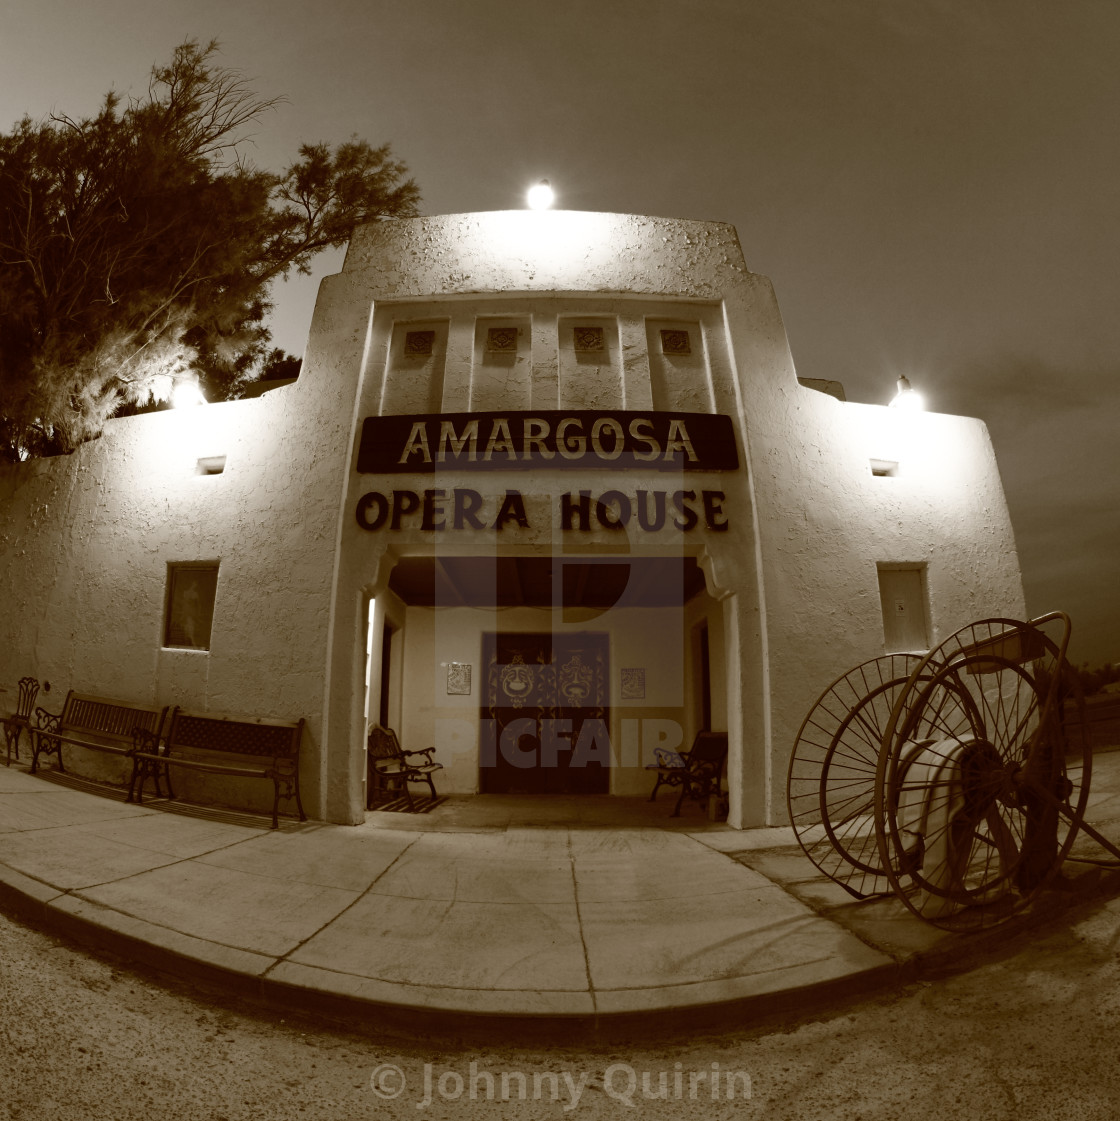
[163,561,220,651]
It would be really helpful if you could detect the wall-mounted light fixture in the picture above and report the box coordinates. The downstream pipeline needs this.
[171,379,207,409]
[527,179,555,210]
[889,375,924,411]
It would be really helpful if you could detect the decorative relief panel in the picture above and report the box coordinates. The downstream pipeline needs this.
[404,330,435,356]
[660,329,691,356]
[647,317,712,412]
[380,318,447,415]
[573,326,605,353]
[486,326,519,353]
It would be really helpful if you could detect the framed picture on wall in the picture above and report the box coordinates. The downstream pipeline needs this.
[621,667,646,700]
[447,663,472,695]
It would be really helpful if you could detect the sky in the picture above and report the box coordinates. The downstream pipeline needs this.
[3,0,1118,664]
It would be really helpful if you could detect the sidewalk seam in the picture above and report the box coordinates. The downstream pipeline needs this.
[567,828,598,1015]
[260,833,423,978]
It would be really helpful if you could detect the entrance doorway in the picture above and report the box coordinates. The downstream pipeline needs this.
[481,631,610,794]
[377,620,395,728]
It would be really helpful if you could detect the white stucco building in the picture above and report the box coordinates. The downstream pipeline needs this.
[0,211,1025,828]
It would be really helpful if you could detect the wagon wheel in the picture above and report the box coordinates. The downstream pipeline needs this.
[874,615,1090,931]
[787,653,926,898]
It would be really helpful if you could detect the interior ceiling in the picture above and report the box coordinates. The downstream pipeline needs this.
[387,556,707,609]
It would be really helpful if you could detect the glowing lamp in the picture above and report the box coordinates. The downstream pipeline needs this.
[527,179,555,210]
[889,375,924,411]
[171,380,207,409]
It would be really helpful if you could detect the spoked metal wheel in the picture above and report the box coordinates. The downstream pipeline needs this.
[875,615,1090,931]
[788,654,926,898]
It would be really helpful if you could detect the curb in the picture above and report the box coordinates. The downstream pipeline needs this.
[0,863,905,1044]
[4,860,1118,1044]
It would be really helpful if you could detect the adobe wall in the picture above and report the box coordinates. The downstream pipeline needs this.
[0,210,1026,827]
[0,376,351,816]
[316,212,1024,825]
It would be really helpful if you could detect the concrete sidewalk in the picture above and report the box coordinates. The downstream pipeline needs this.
[2,757,1119,1038]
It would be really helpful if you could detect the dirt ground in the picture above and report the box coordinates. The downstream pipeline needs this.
[4,883,1120,1121]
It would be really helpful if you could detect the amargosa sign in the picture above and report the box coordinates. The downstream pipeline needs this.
[356,411,739,474]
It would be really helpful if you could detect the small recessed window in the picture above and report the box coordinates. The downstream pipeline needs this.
[196,456,226,476]
[164,563,219,650]
[870,459,899,478]
[660,329,691,355]
[878,564,929,652]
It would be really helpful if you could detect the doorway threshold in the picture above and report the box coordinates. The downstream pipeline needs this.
[363,793,732,832]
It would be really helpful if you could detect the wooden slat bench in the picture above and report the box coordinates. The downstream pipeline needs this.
[646,731,729,817]
[128,707,306,829]
[30,690,167,776]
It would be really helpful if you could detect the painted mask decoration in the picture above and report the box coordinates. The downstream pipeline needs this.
[559,655,594,705]
[500,653,535,708]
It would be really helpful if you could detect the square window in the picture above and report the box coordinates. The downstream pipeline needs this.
[660,328,691,355]
[404,330,435,356]
[164,563,219,650]
[870,459,899,478]
[196,455,226,476]
[486,326,519,353]
[573,326,605,353]
[877,564,929,652]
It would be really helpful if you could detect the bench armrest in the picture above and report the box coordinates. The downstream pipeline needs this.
[131,727,164,756]
[32,706,62,732]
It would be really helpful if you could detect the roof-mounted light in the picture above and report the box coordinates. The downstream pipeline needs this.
[527,179,555,210]
[889,375,924,411]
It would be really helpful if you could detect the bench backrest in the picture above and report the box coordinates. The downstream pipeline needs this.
[60,691,166,746]
[16,677,40,720]
[687,732,728,773]
[368,724,403,762]
[166,708,304,761]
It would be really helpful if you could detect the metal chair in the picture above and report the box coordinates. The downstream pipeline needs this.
[2,676,39,765]
[366,724,442,810]
[647,731,729,817]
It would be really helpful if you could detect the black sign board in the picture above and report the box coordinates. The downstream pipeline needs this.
[356,411,739,474]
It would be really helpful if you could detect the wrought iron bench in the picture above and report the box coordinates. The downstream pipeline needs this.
[128,707,306,829]
[2,676,40,766]
[367,724,442,810]
[30,690,167,776]
[646,731,729,817]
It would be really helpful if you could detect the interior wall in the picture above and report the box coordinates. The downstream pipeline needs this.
[392,601,695,797]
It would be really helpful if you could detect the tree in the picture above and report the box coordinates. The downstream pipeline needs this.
[0,40,419,460]
[257,348,302,382]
